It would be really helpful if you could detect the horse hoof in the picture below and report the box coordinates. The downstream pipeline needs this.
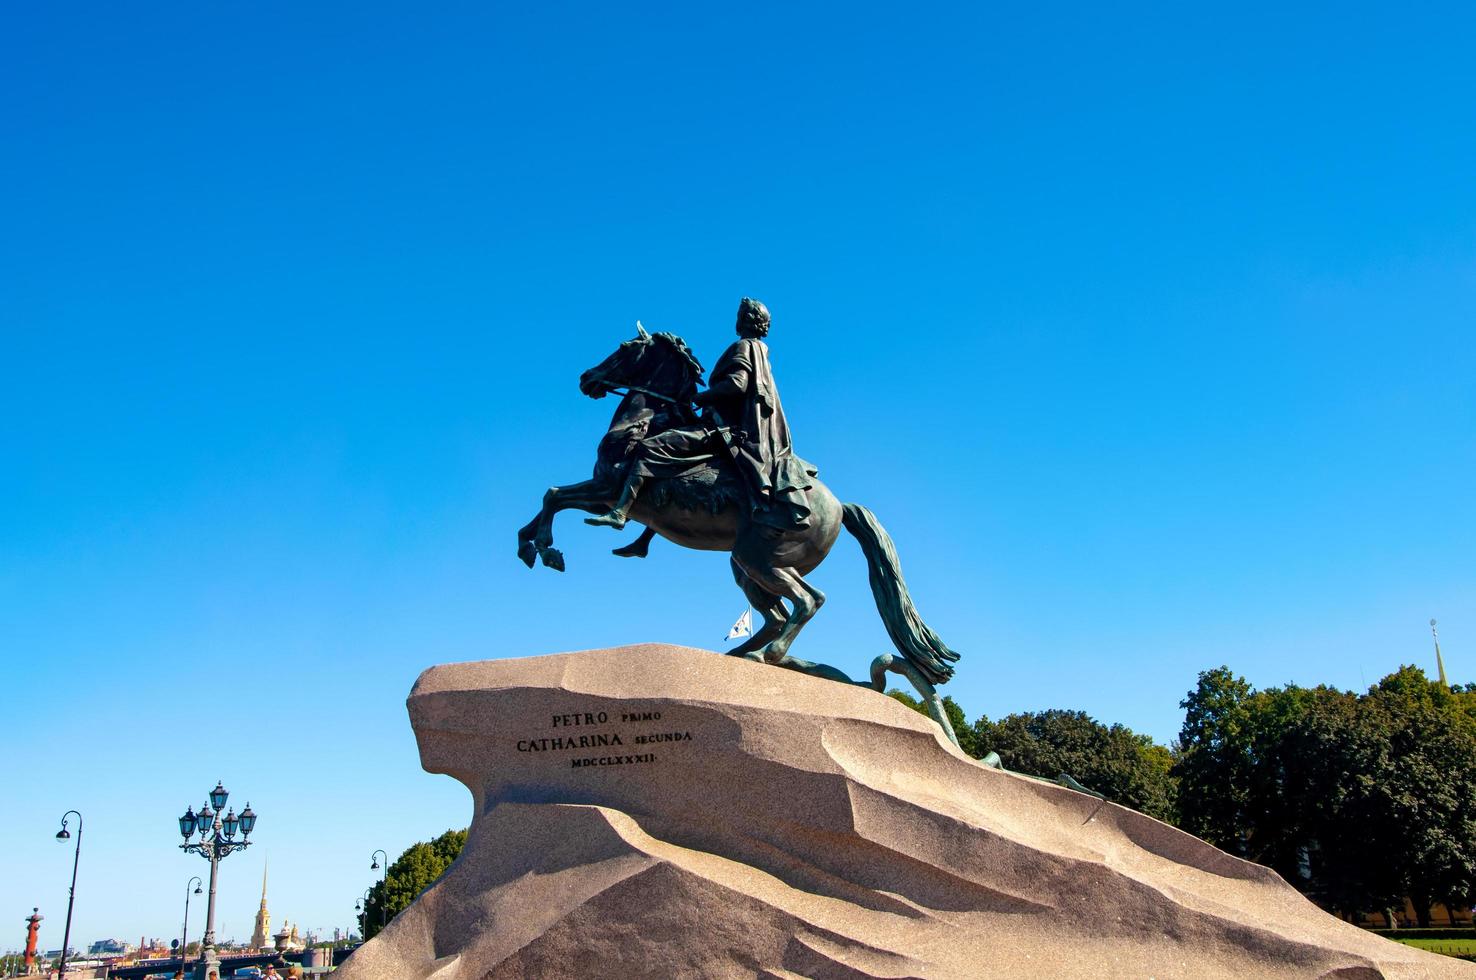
[517,541,537,569]
[758,643,788,665]
[540,548,565,572]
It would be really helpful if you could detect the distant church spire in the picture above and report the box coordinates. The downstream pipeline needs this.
[251,857,271,950]
[1431,619,1449,687]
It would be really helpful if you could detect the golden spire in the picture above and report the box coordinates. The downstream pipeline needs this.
[251,857,271,949]
[1432,619,1449,688]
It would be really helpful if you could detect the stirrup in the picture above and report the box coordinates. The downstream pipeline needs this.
[584,511,628,530]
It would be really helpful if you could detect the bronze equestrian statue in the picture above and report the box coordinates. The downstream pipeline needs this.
[517,298,964,743]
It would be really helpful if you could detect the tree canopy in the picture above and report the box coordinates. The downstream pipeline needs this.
[1172,664,1476,923]
[973,709,1178,822]
[887,690,1177,822]
[890,664,1475,923]
[360,828,467,940]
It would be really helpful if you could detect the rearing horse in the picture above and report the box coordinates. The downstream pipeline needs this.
[517,324,965,743]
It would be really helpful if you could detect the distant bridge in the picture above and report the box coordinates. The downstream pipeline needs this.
[105,946,359,980]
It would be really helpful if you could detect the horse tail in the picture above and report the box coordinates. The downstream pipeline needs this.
[841,503,961,686]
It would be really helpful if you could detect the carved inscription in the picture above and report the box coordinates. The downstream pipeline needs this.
[513,707,693,769]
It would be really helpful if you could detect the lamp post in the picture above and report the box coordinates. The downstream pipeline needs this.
[354,890,373,940]
[178,783,258,980]
[55,811,82,980]
[180,876,203,972]
[369,851,389,935]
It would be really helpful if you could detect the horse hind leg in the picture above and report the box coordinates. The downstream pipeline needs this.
[727,559,787,661]
[732,560,825,664]
[727,558,867,687]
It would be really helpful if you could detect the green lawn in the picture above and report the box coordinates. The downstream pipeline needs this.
[1389,937,1476,958]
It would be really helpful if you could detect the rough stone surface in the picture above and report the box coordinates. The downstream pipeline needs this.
[337,644,1472,979]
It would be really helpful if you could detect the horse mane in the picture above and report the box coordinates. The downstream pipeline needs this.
[652,331,705,383]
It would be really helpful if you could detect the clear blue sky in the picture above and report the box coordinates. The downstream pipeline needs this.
[4,0,1473,953]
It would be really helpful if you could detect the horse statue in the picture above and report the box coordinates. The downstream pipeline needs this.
[516,323,965,744]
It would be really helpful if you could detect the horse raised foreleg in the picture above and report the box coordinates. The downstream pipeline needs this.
[517,479,616,571]
[516,512,544,568]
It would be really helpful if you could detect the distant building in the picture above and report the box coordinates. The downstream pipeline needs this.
[86,939,132,956]
[1350,900,1474,930]
[250,861,271,950]
[273,922,305,953]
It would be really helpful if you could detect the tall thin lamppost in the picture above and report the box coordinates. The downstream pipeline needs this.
[369,851,389,934]
[354,890,373,940]
[54,811,82,979]
[180,876,203,972]
[178,783,258,980]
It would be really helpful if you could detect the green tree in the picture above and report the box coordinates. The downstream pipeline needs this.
[972,709,1178,822]
[885,688,922,712]
[1174,671,1405,913]
[889,690,1175,818]
[1173,664,1476,923]
[1282,683,1402,918]
[1172,666,1256,854]
[360,828,468,940]
[1364,666,1476,925]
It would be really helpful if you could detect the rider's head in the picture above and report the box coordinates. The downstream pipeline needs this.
[736,297,770,339]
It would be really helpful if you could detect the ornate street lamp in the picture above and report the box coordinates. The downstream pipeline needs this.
[55,811,82,980]
[178,782,258,980]
[180,876,203,972]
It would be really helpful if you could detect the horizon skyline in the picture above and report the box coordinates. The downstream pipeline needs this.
[7,632,1464,958]
[10,848,358,954]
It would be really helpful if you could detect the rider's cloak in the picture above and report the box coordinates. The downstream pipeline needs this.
[707,338,816,529]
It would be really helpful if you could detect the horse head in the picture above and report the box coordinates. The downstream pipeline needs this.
[579,323,705,404]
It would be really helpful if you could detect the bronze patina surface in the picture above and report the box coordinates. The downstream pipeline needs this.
[517,299,963,741]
